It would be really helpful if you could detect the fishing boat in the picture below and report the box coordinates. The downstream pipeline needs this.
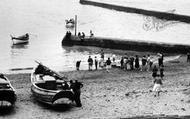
[65,18,75,28]
[0,74,16,107]
[31,62,75,105]
[11,33,29,45]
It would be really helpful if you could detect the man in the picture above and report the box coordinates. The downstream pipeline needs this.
[76,60,81,70]
[130,56,134,70]
[141,55,147,71]
[94,56,98,70]
[73,80,83,107]
[100,49,104,60]
[106,57,112,72]
[88,56,93,71]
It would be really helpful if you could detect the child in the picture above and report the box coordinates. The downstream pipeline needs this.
[153,77,163,97]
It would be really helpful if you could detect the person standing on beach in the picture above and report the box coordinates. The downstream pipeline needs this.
[153,77,163,97]
[94,56,98,70]
[160,64,164,80]
[106,57,112,72]
[120,57,124,69]
[99,58,104,69]
[158,53,164,67]
[152,65,158,80]
[100,49,104,60]
[141,55,147,71]
[73,80,83,107]
[130,56,134,70]
[147,54,151,71]
[187,52,190,62]
[88,56,93,71]
[76,60,81,70]
[135,55,140,70]
[123,57,128,70]
[111,55,117,68]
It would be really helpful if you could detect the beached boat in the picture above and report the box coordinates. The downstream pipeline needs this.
[31,62,74,105]
[65,19,75,28]
[0,74,16,107]
[11,33,29,45]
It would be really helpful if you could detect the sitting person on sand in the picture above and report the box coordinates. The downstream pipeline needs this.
[153,77,163,97]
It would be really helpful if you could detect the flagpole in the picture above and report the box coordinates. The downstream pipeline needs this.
[75,15,77,36]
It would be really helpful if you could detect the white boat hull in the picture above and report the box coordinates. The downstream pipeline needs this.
[12,39,29,44]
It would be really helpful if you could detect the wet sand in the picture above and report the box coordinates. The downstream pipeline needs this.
[1,55,190,119]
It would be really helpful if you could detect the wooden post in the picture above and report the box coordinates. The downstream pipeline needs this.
[75,15,77,36]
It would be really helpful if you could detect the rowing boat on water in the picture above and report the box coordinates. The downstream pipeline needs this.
[11,33,29,45]
[31,62,75,105]
[0,74,16,107]
[65,18,75,28]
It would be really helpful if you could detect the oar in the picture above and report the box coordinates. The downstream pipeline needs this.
[35,61,68,80]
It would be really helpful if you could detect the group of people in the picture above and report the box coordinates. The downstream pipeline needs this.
[120,55,152,71]
[62,80,83,107]
[87,55,112,72]
[78,32,85,41]
[76,51,165,97]
[78,30,94,41]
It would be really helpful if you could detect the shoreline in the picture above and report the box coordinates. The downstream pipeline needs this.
[2,54,190,118]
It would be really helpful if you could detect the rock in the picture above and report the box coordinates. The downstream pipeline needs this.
[181,108,186,111]
[125,93,130,96]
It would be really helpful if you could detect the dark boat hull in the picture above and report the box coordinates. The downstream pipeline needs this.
[0,90,16,106]
[31,72,74,105]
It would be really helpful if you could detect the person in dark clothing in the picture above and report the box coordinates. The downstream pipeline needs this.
[73,80,83,107]
[135,55,140,70]
[187,52,190,62]
[100,49,104,60]
[160,64,164,80]
[130,56,134,70]
[106,57,112,72]
[88,56,93,71]
[82,32,85,39]
[65,31,71,41]
[94,56,98,70]
[158,53,164,67]
[152,65,158,80]
[78,32,81,39]
[76,60,81,70]
[120,57,124,69]
[141,55,147,71]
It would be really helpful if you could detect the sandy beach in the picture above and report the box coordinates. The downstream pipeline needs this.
[0,53,190,119]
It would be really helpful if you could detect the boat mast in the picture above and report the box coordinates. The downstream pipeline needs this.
[75,15,77,36]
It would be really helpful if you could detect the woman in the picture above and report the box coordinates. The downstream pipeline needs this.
[153,77,163,97]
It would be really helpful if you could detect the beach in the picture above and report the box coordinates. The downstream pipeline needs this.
[1,53,190,119]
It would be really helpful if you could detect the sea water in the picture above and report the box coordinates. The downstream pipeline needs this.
[0,0,189,73]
